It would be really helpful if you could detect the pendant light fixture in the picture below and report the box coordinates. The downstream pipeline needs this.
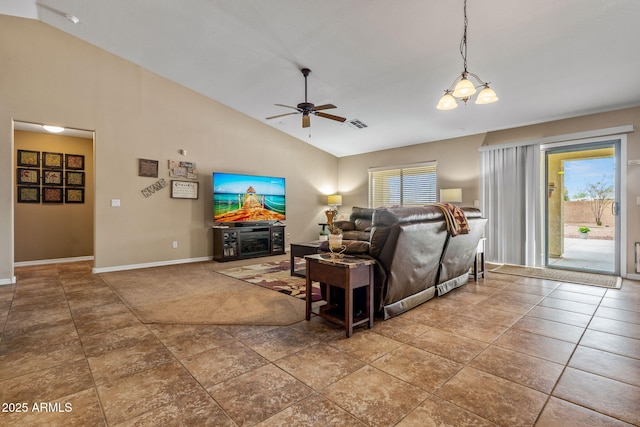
[437,0,498,110]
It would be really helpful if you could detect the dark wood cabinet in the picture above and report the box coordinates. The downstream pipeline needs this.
[213,225,285,261]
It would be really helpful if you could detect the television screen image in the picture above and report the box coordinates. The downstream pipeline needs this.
[213,172,286,223]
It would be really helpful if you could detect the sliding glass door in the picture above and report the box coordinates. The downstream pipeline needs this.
[543,140,620,275]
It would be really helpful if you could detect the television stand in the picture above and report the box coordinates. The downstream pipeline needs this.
[212,224,285,262]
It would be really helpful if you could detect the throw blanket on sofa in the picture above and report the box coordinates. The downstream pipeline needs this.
[430,203,470,236]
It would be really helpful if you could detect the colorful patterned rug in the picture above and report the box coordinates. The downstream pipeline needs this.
[217,259,323,301]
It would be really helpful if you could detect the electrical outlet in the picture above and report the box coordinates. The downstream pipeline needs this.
[286,232,291,240]
[172,241,178,249]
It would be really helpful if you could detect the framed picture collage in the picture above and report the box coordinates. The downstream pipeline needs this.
[16,150,86,204]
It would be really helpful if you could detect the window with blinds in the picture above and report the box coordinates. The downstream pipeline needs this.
[368,162,437,208]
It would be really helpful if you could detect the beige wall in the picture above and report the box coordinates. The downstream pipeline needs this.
[337,134,485,218]
[0,16,337,281]
[14,131,94,262]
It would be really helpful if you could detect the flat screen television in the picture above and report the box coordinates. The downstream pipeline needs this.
[213,172,286,224]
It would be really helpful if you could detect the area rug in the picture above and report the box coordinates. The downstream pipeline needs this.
[217,259,323,302]
[99,262,306,326]
[490,264,622,289]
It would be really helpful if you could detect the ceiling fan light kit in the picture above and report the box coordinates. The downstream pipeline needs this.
[266,68,346,128]
[437,0,498,110]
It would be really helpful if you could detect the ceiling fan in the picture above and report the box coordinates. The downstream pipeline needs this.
[266,68,346,128]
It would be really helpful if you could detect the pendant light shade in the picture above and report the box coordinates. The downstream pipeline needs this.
[452,76,476,98]
[475,85,499,104]
[437,92,458,110]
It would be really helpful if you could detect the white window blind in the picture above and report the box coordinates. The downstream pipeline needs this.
[368,162,437,208]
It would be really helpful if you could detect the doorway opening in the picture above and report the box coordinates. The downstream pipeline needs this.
[544,140,620,275]
[13,121,95,266]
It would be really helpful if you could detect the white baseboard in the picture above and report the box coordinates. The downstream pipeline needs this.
[0,276,17,286]
[92,256,212,274]
[14,256,94,267]
[624,273,640,281]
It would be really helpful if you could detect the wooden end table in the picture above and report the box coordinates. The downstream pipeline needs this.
[290,241,323,277]
[305,253,375,337]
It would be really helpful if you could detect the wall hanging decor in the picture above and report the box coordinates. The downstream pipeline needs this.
[138,158,159,178]
[17,168,40,185]
[43,170,63,186]
[42,187,64,203]
[17,186,40,203]
[17,150,40,167]
[65,154,85,170]
[169,160,197,180]
[65,188,85,204]
[43,152,64,169]
[65,171,85,187]
[171,180,199,199]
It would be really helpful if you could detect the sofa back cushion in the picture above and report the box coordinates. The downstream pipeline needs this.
[350,206,375,232]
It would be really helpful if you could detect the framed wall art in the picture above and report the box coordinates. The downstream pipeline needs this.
[43,170,63,186]
[138,158,159,178]
[170,180,199,199]
[65,188,85,204]
[65,153,85,170]
[43,152,64,169]
[65,171,85,187]
[17,186,40,203]
[42,187,64,204]
[17,168,40,185]
[17,150,40,167]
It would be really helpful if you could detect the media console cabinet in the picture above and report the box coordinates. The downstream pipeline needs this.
[212,224,285,261]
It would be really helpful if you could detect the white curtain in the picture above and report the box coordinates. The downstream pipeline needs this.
[480,143,541,266]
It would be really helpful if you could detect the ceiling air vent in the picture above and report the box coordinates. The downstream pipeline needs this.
[347,119,368,129]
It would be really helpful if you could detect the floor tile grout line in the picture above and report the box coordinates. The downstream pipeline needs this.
[58,264,110,426]
[534,288,612,425]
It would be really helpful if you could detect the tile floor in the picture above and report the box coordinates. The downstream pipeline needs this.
[1,259,639,426]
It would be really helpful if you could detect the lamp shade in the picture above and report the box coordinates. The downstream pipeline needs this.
[327,194,342,206]
[437,93,458,110]
[440,188,462,203]
[452,78,476,98]
[475,86,499,104]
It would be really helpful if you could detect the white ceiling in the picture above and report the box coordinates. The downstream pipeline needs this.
[3,0,640,157]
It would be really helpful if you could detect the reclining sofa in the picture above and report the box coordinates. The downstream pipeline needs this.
[323,205,487,319]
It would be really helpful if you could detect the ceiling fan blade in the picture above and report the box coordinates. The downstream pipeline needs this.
[302,115,310,128]
[315,112,347,122]
[274,103,300,110]
[313,104,337,111]
[266,112,299,120]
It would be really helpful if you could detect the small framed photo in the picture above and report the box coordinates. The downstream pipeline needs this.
[138,158,159,178]
[65,188,85,204]
[43,170,63,186]
[17,186,40,203]
[171,180,199,199]
[17,150,40,167]
[43,152,64,169]
[17,168,40,185]
[42,187,64,204]
[65,153,85,170]
[65,171,85,187]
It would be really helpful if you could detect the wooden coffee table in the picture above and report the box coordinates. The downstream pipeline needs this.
[290,241,323,277]
[305,253,375,337]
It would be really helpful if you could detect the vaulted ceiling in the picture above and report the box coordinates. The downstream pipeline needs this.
[3,0,640,157]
